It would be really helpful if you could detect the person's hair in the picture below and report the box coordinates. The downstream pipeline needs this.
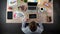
[29,21,37,32]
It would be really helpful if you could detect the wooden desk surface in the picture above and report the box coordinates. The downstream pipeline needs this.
[6,0,53,23]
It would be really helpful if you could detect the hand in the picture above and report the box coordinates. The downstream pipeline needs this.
[23,17,29,22]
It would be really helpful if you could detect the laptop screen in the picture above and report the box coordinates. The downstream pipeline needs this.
[28,7,36,10]
[28,2,37,6]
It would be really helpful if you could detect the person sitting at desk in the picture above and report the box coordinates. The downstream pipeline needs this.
[21,19,44,34]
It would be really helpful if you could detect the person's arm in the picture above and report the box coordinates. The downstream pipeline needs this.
[22,17,27,28]
[22,21,26,28]
[22,22,29,28]
[36,23,44,33]
[21,21,31,34]
[39,23,44,28]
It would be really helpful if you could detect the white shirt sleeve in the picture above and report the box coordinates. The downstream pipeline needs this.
[21,22,32,34]
[21,21,44,34]
[35,23,44,33]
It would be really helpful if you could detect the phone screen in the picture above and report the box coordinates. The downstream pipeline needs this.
[7,12,13,19]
